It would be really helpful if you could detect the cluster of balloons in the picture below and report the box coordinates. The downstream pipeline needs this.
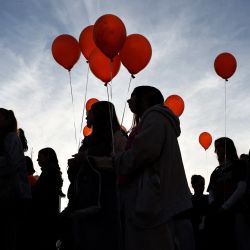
[51,20,238,151]
[52,14,152,85]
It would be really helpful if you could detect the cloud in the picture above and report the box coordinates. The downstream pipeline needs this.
[1,0,250,208]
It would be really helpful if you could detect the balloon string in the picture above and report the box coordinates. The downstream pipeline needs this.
[106,60,115,155]
[68,71,78,150]
[205,150,208,182]
[78,64,90,149]
[106,85,115,155]
[109,60,113,100]
[224,80,227,164]
[121,75,133,126]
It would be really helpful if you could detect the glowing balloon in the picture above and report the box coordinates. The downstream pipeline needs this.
[164,95,185,117]
[51,34,81,71]
[199,132,212,150]
[79,25,97,61]
[89,48,121,85]
[83,126,92,136]
[86,98,99,112]
[93,14,127,59]
[120,34,152,75]
[214,52,237,80]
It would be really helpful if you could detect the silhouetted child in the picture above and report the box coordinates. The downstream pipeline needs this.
[191,175,208,250]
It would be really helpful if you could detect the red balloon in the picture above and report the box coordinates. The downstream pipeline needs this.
[83,126,92,136]
[93,14,127,59]
[79,25,97,61]
[86,98,99,112]
[120,34,152,75]
[199,132,212,150]
[51,34,81,71]
[214,52,237,80]
[164,95,185,117]
[89,48,121,84]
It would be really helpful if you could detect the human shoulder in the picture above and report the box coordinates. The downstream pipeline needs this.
[114,129,127,153]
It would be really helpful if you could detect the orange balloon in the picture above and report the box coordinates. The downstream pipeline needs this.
[89,48,121,84]
[93,14,127,59]
[86,98,99,112]
[83,126,92,136]
[79,25,97,61]
[120,34,152,75]
[51,34,81,71]
[214,52,237,80]
[199,132,212,150]
[164,95,185,117]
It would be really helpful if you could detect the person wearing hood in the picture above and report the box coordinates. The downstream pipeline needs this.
[115,86,194,250]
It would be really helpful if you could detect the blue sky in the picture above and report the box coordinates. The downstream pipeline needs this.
[1,0,250,208]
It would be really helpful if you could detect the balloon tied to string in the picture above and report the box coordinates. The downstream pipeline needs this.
[199,132,212,151]
[214,52,237,81]
[131,74,135,79]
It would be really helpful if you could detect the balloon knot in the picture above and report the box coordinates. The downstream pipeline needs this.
[104,82,108,87]
[132,74,135,79]
[225,79,228,82]
[86,60,89,64]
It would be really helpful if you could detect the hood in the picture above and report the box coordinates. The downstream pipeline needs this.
[141,104,181,137]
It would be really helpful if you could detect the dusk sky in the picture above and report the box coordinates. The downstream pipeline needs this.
[1,0,250,208]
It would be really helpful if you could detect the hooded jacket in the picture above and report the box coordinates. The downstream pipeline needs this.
[115,104,192,228]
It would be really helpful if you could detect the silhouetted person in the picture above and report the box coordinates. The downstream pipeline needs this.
[32,147,64,250]
[205,137,248,250]
[191,175,208,250]
[115,86,194,250]
[0,108,31,250]
[62,101,127,250]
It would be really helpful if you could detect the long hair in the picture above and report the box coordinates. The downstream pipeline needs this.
[215,137,239,163]
[0,108,18,139]
[89,101,120,155]
[38,147,65,196]
[18,128,28,152]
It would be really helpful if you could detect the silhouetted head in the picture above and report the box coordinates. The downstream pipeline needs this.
[191,175,205,195]
[240,153,249,161]
[89,101,120,132]
[0,108,17,137]
[37,147,59,169]
[127,86,164,117]
[214,137,239,165]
